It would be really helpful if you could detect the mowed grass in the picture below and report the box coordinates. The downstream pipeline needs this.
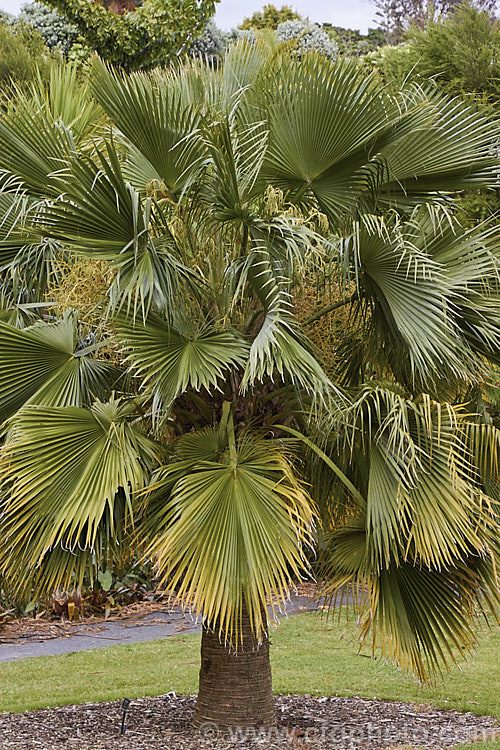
[1,610,499,725]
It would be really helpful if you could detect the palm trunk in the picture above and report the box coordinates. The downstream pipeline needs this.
[192,605,275,731]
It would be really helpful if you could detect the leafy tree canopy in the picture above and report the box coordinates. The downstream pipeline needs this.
[408,1,500,101]
[18,2,80,54]
[373,0,497,43]
[239,3,302,30]
[365,3,500,102]
[188,18,226,58]
[323,24,385,56]
[40,0,218,70]
[276,19,338,56]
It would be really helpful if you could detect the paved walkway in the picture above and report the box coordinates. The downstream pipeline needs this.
[0,596,320,663]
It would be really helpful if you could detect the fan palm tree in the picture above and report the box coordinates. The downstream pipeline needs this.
[0,48,499,731]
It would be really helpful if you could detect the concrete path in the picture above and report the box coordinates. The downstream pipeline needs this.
[0,596,320,663]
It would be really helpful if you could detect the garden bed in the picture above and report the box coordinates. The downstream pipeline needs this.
[0,694,497,749]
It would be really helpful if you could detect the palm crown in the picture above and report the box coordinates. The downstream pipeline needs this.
[0,42,498,726]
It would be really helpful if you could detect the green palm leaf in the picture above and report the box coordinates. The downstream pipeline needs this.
[38,64,101,145]
[379,87,499,203]
[364,556,498,681]
[0,182,68,305]
[220,38,273,109]
[0,182,34,266]
[423,219,500,363]
[259,56,496,221]
[175,38,272,121]
[7,237,66,304]
[0,314,118,421]
[90,58,204,199]
[0,397,160,596]
[37,145,195,315]
[201,116,268,224]
[41,145,148,256]
[335,216,486,389]
[141,425,314,640]
[0,64,100,197]
[0,495,128,600]
[241,245,334,397]
[116,312,249,406]
[260,55,402,219]
[348,387,494,568]
[322,513,498,680]
[316,386,499,680]
[463,420,500,503]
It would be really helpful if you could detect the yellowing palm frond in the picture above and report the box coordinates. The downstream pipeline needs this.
[142,426,314,643]
[315,386,499,680]
[0,397,161,596]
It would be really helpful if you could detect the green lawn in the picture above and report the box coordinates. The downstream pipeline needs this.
[1,611,499,745]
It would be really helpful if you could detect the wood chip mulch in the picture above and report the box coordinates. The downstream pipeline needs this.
[0,694,498,750]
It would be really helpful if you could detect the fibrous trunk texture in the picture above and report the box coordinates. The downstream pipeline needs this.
[192,607,275,731]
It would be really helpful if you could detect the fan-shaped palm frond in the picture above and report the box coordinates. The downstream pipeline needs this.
[240,245,335,398]
[116,312,249,406]
[348,388,495,567]
[0,179,68,306]
[0,313,119,421]
[141,419,314,641]
[257,56,497,223]
[220,38,274,110]
[379,87,499,205]
[313,385,499,679]
[176,38,274,120]
[322,521,498,681]
[0,495,128,600]
[0,64,100,197]
[355,222,469,385]
[6,237,66,304]
[201,116,268,224]
[421,219,500,363]
[41,145,149,256]
[37,64,101,145]
[90,58,204,199]
[332,213,499,390]
[0,397,160,596]
[0,183,30,264]
[0,180,51,271]
[463,420,500,503]
[36,145,196,316]
[259,54,402,220]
